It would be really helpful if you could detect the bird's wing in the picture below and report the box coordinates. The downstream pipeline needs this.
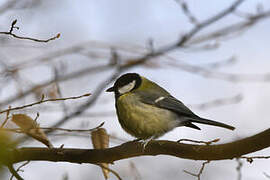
[138,91,235,130]
[137,91,197,118]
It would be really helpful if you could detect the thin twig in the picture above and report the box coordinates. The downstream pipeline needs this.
[188,10,270,45]
[8,164,24,180]
[0,64,109,107]
[0,92,91,114]
[240,156,270,163]
[2,122,104,134]
[0,106,11,128]
[9,161,30,180]
[16,161,30,173]
[0,19,60,43]
[48,70,121,130]
[183,160,210,180]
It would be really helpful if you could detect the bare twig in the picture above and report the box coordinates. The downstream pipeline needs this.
[9,161,30,180]
[188,10,270,45]
[8,164,24,180]
[2,122,104,134]
[48,70,121,130]
[183,160,210,180]
[0,106,11,128]
[0,20,60,42]
[240,156,270,163]
[0,92,91,114]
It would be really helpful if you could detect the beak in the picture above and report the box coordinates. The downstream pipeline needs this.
[106,86,115,92]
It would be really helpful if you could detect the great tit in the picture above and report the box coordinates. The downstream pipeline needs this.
[106,73,235,142]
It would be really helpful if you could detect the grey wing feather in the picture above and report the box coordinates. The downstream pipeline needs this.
[138,91,235,130]
[137,91,197,118]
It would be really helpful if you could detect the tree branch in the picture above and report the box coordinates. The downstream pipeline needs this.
[0,19,60,43]
[7,128,270,164]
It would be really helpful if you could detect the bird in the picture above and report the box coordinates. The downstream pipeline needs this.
[106,73,235,147]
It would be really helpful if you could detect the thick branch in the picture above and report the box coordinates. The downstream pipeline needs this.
[7,128,270,164]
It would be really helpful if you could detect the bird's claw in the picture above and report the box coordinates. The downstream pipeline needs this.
[136,137,154,152]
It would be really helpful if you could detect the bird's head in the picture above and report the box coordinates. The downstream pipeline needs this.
[106,73,142,96]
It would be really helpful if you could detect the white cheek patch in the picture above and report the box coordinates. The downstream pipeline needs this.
[118,80,136,94]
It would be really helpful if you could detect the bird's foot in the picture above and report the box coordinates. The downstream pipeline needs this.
[136,137,154,152]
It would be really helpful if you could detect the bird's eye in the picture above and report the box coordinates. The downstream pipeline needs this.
[118,80,136,94]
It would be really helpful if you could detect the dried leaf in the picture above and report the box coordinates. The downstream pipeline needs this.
[11,114,53,148]
[91,128,109,179]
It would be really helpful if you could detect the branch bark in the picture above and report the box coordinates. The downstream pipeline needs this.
[7,128,270,164]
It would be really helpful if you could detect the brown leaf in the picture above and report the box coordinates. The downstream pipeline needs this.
[91,128,109,179]
[11,114,53,148]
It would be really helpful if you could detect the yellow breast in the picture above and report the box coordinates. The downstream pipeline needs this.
[116,93,179,139]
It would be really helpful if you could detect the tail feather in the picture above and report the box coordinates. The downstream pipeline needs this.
[189,117,235,130]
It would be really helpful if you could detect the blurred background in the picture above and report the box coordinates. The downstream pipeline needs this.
[0,0,270,179]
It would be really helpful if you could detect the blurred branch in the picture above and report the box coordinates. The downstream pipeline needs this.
[0,40,144,73]
[175,0,199,25]
[119,0,244,69]
[188,10,270,45]
[129,161,142,180]
[189,94,243,110]
[7,128,270,164]
[48,70,122,130]
[236,158,243,180]
[202,56,237,69]
[263,172,270,179]
[0,92,91,114]
[0,0,17,14]
[98,164,122,180]
[0,64,110,107]
[164,58,270,82]
[0,19,60,42]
